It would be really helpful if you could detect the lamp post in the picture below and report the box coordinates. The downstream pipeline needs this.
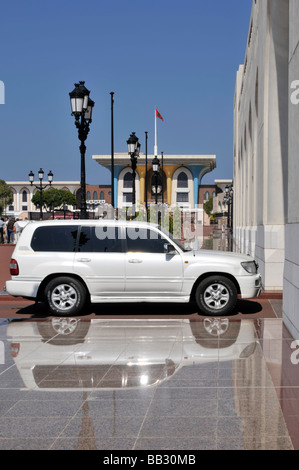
[69,81,94,219]
[29,168,53,220]
[224,184,234,232]
[161,151,164,204]
[110,92,115,208]
[152,155,161,205]
[145,131,148,216]
[127,132,140,209]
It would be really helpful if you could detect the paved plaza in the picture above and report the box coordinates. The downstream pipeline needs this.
[0,235,298,451]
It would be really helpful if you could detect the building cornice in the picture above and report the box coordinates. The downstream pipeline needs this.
[93,153,216,169]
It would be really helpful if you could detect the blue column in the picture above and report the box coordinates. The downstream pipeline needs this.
[107,165,123,207]
[187,165,206,207]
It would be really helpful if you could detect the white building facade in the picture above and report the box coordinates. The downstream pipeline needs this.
[5,181,80,218]
[234,0,299,338]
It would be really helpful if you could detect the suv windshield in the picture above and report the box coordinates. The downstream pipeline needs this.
[159,226,192,252]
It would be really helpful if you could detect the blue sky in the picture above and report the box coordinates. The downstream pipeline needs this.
[0,0,252,186]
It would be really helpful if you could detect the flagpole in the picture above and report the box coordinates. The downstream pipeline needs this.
[154,108,158,156]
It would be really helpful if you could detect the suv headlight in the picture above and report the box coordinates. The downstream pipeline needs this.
[241,261,258,274]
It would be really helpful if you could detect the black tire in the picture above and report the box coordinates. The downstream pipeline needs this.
[195,275,237,316]
[45,276,87,316]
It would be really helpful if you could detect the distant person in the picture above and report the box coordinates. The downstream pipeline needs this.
[3,217,8,243]
[14,218,22,242]
[6,217,15,243]
[0,218,4,244]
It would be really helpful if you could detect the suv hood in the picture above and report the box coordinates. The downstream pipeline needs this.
[190,249,255,263]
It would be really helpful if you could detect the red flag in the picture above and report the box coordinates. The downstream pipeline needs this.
[155,109,164,121]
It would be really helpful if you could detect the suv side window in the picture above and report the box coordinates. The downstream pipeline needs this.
[78,226,123,252]
[31,226,78,252]
[126,228,167,253]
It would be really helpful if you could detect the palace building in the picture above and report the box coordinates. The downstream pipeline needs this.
[92,153,216,210]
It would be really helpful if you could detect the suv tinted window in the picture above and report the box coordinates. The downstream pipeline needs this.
[126,228,167,253]
[31,226,78,252]
[78,226,123,252]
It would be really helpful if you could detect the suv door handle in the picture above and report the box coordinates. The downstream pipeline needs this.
[128,259,143,263]
[77,258,91,262]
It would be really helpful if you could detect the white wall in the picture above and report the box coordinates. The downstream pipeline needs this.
[283,0,299,338]
[233,0,289,291]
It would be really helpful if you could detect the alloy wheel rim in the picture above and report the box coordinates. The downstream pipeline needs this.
[51,284,77,311]
[203,318,230,336]
[203,283,230,310]
[51,318,78,334]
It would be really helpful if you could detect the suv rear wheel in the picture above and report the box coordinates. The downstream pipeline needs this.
[45,276,87,316]
[195,275,237,316]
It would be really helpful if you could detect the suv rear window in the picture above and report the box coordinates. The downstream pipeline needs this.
[78,226,123,252]
[31,226,78,252]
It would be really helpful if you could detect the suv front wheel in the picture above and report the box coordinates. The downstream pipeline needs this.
[195,275,238,316]
[45,276,87,316]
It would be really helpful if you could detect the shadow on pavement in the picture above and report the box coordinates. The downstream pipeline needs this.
[12,298,263,319]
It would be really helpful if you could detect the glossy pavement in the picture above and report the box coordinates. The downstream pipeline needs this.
[0,314,298,450]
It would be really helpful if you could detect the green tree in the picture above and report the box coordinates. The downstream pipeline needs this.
[173,206,181,239]
[203,197,214,218]
[0,179,13,216]
[31,188,77,212]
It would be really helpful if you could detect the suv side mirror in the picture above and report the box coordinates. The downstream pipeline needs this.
[164,243,177,255]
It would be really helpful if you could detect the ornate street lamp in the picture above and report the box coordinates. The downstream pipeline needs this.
[29,169,53,220]
[127,132,140,207]
[69,81,94,219]
[152,155,162,204]
[224,184,234,231]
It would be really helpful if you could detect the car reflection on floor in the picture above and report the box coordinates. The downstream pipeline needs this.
[7,318,257,391]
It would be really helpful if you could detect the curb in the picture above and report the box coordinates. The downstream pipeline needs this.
[0,295,32,302]
[259,292,283,299]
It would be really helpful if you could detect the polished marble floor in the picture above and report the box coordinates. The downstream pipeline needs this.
[0,315,298,450]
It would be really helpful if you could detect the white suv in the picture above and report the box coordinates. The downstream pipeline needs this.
[6,220,262,317]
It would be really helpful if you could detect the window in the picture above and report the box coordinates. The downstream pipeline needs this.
[177,172,188,188]
[22,190,28,203]
[93,191,98,200]
[86,191,91,200]
[31,226,78,252]
[100,191,104,200]
[173,168,192,207]
[205,191,210,200]
[22,206,27,211]
[126,228,167,253]
[123,172,133,188]
[123,193,133,204]
[78,226,123,253]
[176,192,189,203]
